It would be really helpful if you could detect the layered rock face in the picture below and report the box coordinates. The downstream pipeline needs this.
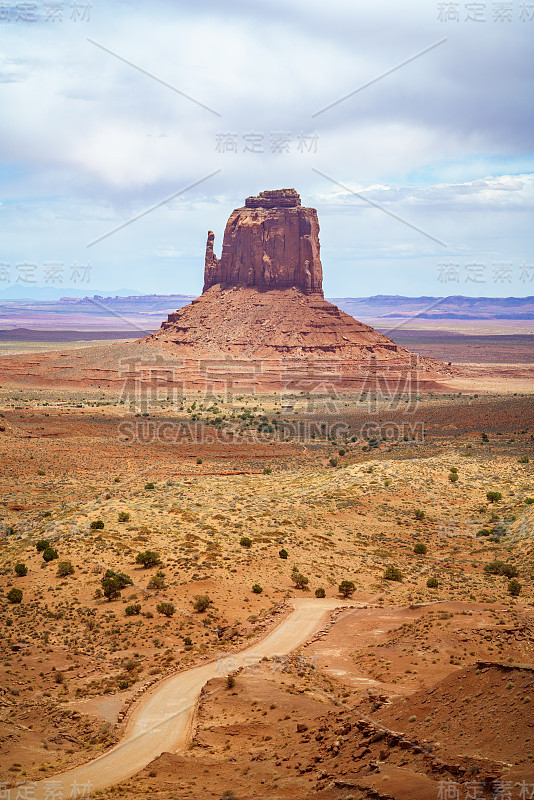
[203,189,323,295]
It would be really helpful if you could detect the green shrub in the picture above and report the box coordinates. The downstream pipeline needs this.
[7,588,22,604]
[525,498,534,505]
[426,577,439,588]
[156,602,175,617]
[414,509,425,520]
[226,675,235,689]
[136,550,161,568]
[518,456,530,464]
[338,580,355,598]
[483,561,518,578]
[125,604,141,616]
[14,563,27,577]
[193,594,211,613]
[148,571,166,590]
[183,636,192,648]
[56,561,74,577]
[449,472,459,483]
[384,565,403,582]
[42,547,59,562]
[118,680,129,690]
[338,449,346,456]
[329,457,338,467]
[144,482,155,490]
[114,477,121,483]
[118,511,130,523]
[252,584,263,594]
[508,579,521,596]
[449,466,458,474]
[101,570,133,601]
[90,520,104,530]
[292,572,309,589]
[37,469,45,475]
[196,458,203,464]
[315,587,326,598]
[279,549,288,559]
[239,536,252,548]
[414,542,427,555]
[36,539,50,553]
[476,528,491,537]
[486,491,502,503]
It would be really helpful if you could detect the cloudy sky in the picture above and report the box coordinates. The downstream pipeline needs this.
[1,0,532,298]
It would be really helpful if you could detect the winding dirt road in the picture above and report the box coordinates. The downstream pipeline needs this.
[24,598,348,798]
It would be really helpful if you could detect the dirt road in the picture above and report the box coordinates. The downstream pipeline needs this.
[23,598,348,798]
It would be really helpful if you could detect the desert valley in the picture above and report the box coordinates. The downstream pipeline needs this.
[0,189,532,800]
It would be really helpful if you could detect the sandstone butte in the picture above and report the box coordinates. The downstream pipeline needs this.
[144,189,453,390]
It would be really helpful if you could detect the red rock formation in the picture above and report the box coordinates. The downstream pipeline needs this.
[144,189,452,386]
[203,189,323,295]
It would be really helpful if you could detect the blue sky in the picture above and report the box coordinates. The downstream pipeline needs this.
[0,0,533,298]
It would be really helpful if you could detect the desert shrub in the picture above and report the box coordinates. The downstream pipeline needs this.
[449,472,459,483]
[414,542,427,555]
[525,497,534,505]
[37,469,45,475]
[42,547,59,562]
[114,477,120,483]
[90,520,104,530]
[486,491,502,503]
[226,675,235,689]
[476,528,491,537]
[508,579,522,596]
[239,536,252,548]
[414,509,425,520]
[339,580,355,598]
[483,561,518,578]
[118,511,130,523]
[279,549,288,559]
[329,457,338,467]
[315,587,326,598]
[426,577,439,588]
[7,588,22,604]
[183,636,192,648]
[193,594,211,613]
[101,570,133,601]
[449,466,458,474]
[384,565,403,582]
[56,561,74,577]
[481,432,489,441]
[148,571,166,590]
[125,604,141,616]
[518,456,530,464]
[262,467,272,474]
[292,572,309,589]
[196,458,203,464]
[338,449,346,456]
[156,602,175,617]
[144,482,155,490]
[252,584,263,594]
[14,563,27,577]
[36,539,50,552]
[136,550,161,568]
[118,680,129,690]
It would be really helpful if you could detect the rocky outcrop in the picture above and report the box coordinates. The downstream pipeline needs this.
[203,189,323,295]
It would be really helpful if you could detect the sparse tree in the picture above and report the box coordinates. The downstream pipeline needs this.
[338,580,355,598]
[136,550,161,568]
[7,588,22,604]
[193,594,211,613]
